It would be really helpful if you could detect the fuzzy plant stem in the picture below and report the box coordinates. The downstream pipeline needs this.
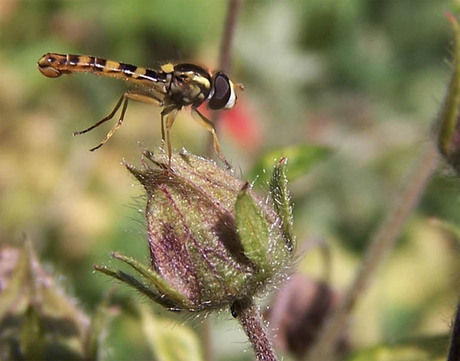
[307,143,439,361]
[233,299,278,361]
[448,297,460,361]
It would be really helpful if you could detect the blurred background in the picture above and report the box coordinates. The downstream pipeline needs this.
[1,0,460,360]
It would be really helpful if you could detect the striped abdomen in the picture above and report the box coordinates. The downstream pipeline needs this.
[37,53,167,86]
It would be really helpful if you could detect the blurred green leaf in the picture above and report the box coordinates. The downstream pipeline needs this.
[84,288,117,361]
[429,217,460,243]
[0,242,91,361]
[139,305,203,361]
[249,144,332,185]
[346,334,449,361]
[437,13,460,174]
[20,306,46,361]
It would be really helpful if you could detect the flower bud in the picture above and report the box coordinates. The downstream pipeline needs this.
[265,274,349,359]
[95,152,295,313]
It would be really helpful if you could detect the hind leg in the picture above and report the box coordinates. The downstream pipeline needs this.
[74,91,162,151]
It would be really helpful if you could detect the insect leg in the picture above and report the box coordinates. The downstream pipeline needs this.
[89,96,129,151]
[124,92,165,145]
[161,113,165,146]
[161,107,179,166]
[74,91,163,151]
[192,109,231,169]
[73,94,126,136]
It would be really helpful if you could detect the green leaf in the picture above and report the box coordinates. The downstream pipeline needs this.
[437,13,460,173]
[20,306,45,361]
[270,158,295,251]
[346,334,449,361]
[139,305,203,361]
[249,144,332,185]
[84,288,116,361]
[235,183,272,274]
[429,218,460,244]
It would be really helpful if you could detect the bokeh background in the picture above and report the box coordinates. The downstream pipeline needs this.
[1,0,460,360]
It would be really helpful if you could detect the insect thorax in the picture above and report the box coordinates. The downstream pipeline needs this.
[168,64,212,108]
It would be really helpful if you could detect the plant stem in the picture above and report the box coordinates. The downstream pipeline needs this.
[234,299,278,361]
[307,143,439,361]
[198,319,214,361]
[206,0,243,158]
[448,298,460,361]
[219,0,243,75]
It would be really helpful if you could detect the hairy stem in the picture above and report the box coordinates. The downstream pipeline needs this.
[233,299,278,361]
[307,143,439,361]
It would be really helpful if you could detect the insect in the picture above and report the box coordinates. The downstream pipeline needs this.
[37,53,241,168]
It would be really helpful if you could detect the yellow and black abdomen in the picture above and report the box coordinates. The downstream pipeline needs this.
[37,53,167,86]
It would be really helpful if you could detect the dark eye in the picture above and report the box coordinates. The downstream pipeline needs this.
[208,72,231,110]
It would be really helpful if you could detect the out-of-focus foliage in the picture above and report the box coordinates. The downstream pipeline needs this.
[249,144,332,185]
[1,0,460,360]
[0,242,99,361]
[436,13,460,175]
[139,305,203,361]
[346,335,449,361]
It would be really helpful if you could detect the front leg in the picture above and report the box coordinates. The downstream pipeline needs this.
[192,109,231,169]
[161,107,179,167]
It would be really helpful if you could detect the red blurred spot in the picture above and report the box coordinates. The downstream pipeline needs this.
[445,11,457,25]
[199,99,263,152]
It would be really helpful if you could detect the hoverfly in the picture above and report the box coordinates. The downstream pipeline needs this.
[37,53,241,168]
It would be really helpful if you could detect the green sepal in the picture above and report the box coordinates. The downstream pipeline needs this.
[95,252,192,310]
[94,265,179,310]
[235,183,272,276]
[270,158,295,252]
[111,252,192,308]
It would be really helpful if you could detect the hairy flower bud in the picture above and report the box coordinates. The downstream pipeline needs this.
[95,151,295,313]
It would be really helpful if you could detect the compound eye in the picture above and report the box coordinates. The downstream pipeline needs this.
[208,72,235,110]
